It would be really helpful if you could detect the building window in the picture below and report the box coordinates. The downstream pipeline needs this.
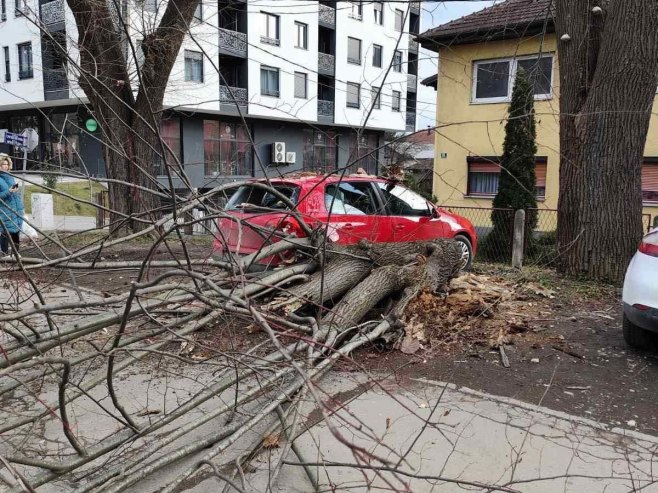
[295,21,308,49]
[17,42,32,79]
[204,120,253,176]
[14,0,24,16]
[143,0,157,12]
[394,9,403,31]
[1,0,6,21]
[261,12,280,45]
[372,44,382,68]
[303,129,337,174]
[346,82,360,109]
[350,133,379,175]
[184,50,203,82]
[348,1,362,20]
[260,65,280,97]
[371,87,381,110]
[393,50,403,72]
[392,90,401,112]
[373,1,383,24]
[294,71,307,99]
[158,117,181,175]
[193,1,202,21]
[3,46,9,82]
[643,162,658,203]
[473,54,554,103]
[347,37,361,65]
[467,157,547,198]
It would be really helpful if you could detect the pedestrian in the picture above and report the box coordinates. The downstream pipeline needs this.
[0,153,24,257]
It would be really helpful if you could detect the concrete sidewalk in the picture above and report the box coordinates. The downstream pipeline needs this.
[218,374,658,493]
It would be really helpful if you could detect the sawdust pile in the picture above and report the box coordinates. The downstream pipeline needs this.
[397,273,555,354]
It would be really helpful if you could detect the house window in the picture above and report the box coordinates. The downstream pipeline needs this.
[193,1,202,21]
[17,42,32,79]
[158,117,181,174]
[467,157,547,198]
[371,87,381,110]
[642,162,658,203]
[260,66,279,97]
[373,1,383,24]
[473,55,554,103]
[204,120,253,176]
[144,0,157,12]
[14,0,24,16]
[394,9,403,31]
[392,90,401,112]
[347,37,361,65]
[303,129,337,174]
[3,46,9,82]
[346,82,360,109]
[372,44,382,68]
[261,12,280,45]
[349,133,379,175]
[349,1,362,20]
[294,71,307,99]
[184,50,203,82]
[1,0,6,21]
[393,50,403,72]
[295,21,308,49]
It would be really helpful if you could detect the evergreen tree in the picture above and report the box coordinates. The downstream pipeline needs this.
[483,67,538,261]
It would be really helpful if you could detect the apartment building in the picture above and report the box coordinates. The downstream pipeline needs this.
[0,0,420,189]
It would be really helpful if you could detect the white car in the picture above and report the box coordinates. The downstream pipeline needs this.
[622,229,658,348]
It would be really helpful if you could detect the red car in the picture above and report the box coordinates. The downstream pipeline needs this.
[213,175,477,269]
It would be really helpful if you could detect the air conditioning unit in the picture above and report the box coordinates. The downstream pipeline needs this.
[271,142,286,164]
[286,152,296,164]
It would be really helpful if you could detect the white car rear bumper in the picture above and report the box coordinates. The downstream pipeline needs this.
[623,250,658,331]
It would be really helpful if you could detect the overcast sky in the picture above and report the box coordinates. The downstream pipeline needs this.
[416,1,496,130]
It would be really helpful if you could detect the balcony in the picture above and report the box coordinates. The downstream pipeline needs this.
[410,1,420,15]
[318,100,334,123]
[218,28,247,58]
[408,35,419,53]
[319,3,335,27]
[318,53,335,76]
[407,74,417,92]
[43,68,69,100]
[40,0,65,26]
[405,112,416,133]
[219,85,248,105]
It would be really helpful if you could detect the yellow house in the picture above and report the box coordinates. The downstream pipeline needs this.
[419,0,658,230]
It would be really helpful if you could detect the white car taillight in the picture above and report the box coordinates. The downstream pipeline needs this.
[639,231,658,257]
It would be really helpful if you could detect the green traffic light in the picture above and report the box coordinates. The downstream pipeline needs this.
[85,118,98,132]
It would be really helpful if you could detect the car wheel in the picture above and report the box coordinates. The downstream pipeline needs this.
[623,313,655,349]
[454,235,473,271]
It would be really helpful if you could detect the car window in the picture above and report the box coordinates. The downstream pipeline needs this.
[325,182,379,215]
[376,182,431,217]
[226,184,300,211]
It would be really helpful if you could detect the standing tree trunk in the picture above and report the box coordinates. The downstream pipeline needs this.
[555,0,658,282]
[67,0,200,234]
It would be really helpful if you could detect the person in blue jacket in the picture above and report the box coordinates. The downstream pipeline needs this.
[0,153,24,255]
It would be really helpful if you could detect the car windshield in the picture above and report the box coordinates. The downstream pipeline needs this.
[226,184,300,212]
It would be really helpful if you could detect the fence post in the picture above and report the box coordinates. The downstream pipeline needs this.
[512,209,526,269]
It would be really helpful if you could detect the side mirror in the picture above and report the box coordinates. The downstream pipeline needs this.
[431,206,440,219]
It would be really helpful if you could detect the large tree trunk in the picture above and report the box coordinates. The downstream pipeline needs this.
[555,1,658,282]
[67,0,199,234]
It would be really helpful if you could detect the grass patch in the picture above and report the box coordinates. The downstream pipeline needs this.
[24,182,106,217]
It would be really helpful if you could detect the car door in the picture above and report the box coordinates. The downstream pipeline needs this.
[375,182,446,242]
[321,181,387,244]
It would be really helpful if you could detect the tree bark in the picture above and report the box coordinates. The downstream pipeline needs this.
[66,0,200,234]
[555,0,658,282]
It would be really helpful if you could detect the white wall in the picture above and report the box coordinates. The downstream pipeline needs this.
[333,0,408,131]
[0,0,46,106]
[246,0,319,123]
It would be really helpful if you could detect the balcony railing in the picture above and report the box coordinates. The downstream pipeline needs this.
[408,35,419,53]
[40,0,65,25]
[318,52,335,74]
[318,100,334,117]
[405,112,416,132]
[407,74,417,90]
[219,85,248,105]
[260,36,280,46]
[218,28,247,57]
[319,3,335,25]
